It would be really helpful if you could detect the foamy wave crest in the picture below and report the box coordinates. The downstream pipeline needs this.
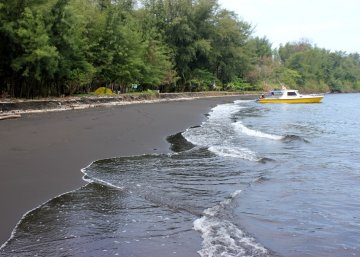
[234,99,254,104]
[81,163,125,191]
[211,102,243,117]
[194,190,268,257]
[234,122,283,140]
[208,146,259,161]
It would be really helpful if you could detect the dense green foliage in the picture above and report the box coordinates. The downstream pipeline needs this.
[276,41,360,93]
[1,0,360,97]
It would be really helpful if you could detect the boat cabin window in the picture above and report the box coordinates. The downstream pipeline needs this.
[287,91,297,96]
[271,91,283,96]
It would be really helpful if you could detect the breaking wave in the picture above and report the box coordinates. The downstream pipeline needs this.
[233,122,283,140]
[208,146,260,162]
[194,190,269,257]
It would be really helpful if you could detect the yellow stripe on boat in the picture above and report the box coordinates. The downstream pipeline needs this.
[257,96,323,104]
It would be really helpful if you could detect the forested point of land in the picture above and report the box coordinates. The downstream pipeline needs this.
[1,0,360,98]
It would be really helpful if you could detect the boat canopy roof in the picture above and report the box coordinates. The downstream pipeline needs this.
[271,89,298,92]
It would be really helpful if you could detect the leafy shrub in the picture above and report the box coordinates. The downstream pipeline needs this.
[94,87,113,95]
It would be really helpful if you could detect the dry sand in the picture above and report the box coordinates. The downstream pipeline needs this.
[0,96,251,245]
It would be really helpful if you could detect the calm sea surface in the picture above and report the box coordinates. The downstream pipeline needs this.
[1,94,360,257]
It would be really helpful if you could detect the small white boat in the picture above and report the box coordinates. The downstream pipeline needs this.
[256,88,324,104]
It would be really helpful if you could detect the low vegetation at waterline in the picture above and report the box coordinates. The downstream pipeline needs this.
[1,0,360,98]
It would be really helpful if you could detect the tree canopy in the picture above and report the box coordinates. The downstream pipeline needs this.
[1,0,359,97]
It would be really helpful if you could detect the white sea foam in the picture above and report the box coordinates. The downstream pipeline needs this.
[182,103,240,148]
[234,122,283,140]
[194,190,268,257]
[203,190,242,217]
[234,100,254,105]
[208,146,260,161]
[210,102,243,117]
[183,101,266,162]
[81,162,125,191]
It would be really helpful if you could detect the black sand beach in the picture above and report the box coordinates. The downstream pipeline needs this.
[0,96,246,245]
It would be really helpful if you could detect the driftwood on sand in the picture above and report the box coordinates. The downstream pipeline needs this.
[0,113,22,120]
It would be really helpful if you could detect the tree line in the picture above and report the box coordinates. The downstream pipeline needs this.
[1,0,360,98]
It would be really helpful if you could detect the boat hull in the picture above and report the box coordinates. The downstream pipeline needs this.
[257,96,323,104]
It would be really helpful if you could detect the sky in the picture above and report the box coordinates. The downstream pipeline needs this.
[217,0,360,53]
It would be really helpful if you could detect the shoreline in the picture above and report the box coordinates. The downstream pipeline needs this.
[0,92,254,116]
[0,95,255,246]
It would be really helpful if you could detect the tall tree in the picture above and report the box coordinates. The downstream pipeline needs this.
[48,0,95,95]
[90,4,146,92]
[4,6,58,97]
[210,9,252,85]
[0,0,59,96]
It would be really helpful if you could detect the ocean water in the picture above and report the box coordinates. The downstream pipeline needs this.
[1,93,360,257]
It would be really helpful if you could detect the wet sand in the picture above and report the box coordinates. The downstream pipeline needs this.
[0,96,248,245]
